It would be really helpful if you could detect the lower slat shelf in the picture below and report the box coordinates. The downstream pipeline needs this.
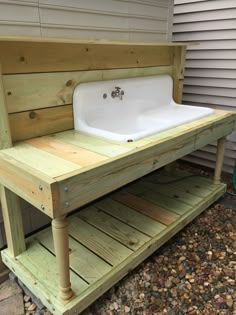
[1,169,226,315]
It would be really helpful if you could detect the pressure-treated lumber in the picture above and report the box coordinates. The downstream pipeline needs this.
[0,41,174,74]
[0,186,25,257]
[214,137,226,184]
[9,105,73,142]
[0,110,235,218]
[172,46,186,103]
[4,66,173,114]
[0,65,12,149]
[1,169,226,315]
[52,216,74,303]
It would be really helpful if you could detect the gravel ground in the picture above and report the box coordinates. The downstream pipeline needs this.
[24,162,236,315]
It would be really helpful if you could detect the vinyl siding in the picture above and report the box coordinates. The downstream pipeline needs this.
[0,0,174,247]
[173,0,236,174]
[0,0,174,41]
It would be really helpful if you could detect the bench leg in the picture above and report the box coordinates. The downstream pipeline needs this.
[214,137,226,185]
[52,216,74,303]
[0,186,26,257]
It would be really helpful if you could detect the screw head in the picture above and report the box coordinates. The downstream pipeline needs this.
[41,205,45,211]
[65,201,70,207]
[38,184,43,190]
[64,187,69,192]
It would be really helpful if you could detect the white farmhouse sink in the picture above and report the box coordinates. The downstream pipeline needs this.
[73,75,214,142]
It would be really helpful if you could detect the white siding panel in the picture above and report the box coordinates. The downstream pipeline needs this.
[183,94,236,107]
[184,77,236,89]
[175,0,236,14]
[174,8,236,23]
[174,29,236,41]
[185,68,236,79]
[174,19,236,33]
[174,0,236,174]
[187,50,236,60]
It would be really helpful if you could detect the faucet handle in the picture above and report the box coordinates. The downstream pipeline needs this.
[114,86,121,91]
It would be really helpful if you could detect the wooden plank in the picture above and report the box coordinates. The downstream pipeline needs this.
[140,179,203,206]
[0,65,12,149]
[112,191,179,226]
[127,183,191,215]
[26,136,107,167]
[4,66,173,113]
[0,152,57,217]
[56,111,236,215]
[2,143,81,178]
[68,216,132,266]
[0,41,174,74]
[95,198,166,237]
[145,172,212,198]
[9,105,73,142]
[54,131,133,157]
[36,229,111,284]
[0,186,25,257]
[0,35,190,46]
[172,46,186,103]
[78,206,150,251]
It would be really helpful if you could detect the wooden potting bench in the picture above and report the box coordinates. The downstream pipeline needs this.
[0,36,235,314]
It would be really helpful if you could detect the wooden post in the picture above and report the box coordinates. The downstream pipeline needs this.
[172,46,186,104]
[1,186,26,257]
[52,216,74,303]
[0,64,12,149]
[214,137,226,185]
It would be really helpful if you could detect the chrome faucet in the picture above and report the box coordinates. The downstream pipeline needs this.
[111,86,124,100]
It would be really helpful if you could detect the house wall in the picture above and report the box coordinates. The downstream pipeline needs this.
[173,0,236,173]
[0,0,174,248]
[0,0,173,41]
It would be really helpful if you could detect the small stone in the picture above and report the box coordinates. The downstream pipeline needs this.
[113,302,118,310]
[25,302,31,308]
[24,295,31,303]
[226,295,233,308]
[165,279,172,288]
[28,303,37,311]
[178,256,186,263]
[125,305,130,313]
[139,293,145,299]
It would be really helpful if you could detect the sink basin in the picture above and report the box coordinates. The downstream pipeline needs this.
[73,75,214,142]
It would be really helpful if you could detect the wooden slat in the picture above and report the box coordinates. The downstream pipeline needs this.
[113,191,179,226]
[68,216,132,266]
[127,184,191,215]
[36,229,111,284]
[3,66,173,113]
[9,105,73,142]
[54,131,133,157]
[0,186,25,257]
[26,136,107,167]
[140,179,202,206]
[95,198,166,237]
[0,65,12,149]
[0,41,174,74]
[78,206,150,251]
[145,172,212,198]
[2,143,81,178]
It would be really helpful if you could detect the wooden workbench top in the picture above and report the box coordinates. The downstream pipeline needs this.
[0,110,235,217]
